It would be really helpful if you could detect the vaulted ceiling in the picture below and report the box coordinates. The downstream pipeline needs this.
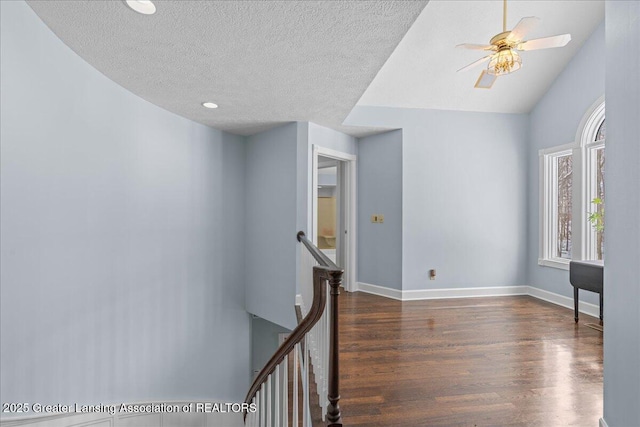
[357,0,604,113]
[27,0,604,136]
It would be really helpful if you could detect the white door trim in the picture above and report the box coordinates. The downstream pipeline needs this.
[312,145,357,292]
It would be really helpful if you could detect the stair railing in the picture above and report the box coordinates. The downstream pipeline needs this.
[244,231,343,427]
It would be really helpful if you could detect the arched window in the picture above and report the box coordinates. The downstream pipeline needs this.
[539,99,605,269]
[595,119,606,142]
[583,107,605,260]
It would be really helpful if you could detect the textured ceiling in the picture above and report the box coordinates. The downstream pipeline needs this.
[357,0,604,113]
[26,0,427,137]
[25,1,605,135]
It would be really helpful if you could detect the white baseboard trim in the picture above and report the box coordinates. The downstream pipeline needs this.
[356,282,528,301]
[526,286,600,318]
[356,282,601,319]
[599,417,608,427]
[403,285,529,301]
[355,282,403,300]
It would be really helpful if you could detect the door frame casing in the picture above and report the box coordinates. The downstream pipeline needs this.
[311,145,357,292]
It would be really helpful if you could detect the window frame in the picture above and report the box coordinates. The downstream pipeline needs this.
[582,106,605,260]
[538,98,605,270]
[539,143,575,270]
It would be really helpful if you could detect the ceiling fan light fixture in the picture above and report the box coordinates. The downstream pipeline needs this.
[458,0,571,89]
[487,48,522,76]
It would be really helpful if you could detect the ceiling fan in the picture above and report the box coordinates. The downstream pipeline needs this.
[457,0,572,89]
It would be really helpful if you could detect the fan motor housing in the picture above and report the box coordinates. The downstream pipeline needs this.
[490,31,513,47]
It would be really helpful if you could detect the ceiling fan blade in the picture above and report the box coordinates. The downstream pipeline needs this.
[456,43,496,51]
[457,55,491,73]
[506,17,541,43]
[474,70,497,89]
[517,34,572,51]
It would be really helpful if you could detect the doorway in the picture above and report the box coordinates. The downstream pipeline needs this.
[311,146,356,292]
[316,157,339,262]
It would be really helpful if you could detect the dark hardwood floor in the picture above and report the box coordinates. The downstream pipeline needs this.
[338,292,603,427]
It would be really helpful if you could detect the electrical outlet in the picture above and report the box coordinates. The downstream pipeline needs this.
[379,214,384,223]
[429,269,436,280]
[371,214,378,223]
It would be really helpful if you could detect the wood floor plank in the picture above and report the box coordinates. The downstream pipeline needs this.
[337,292,603,426]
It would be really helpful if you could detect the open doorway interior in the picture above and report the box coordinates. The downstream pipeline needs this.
[317,157,339,263]
[312,146,356,292]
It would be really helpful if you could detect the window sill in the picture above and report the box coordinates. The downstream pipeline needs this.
[538,258,570,270]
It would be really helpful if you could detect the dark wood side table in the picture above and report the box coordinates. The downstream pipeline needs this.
[569,260,604,323]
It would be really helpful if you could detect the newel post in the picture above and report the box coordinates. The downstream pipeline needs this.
[326,269,343,426]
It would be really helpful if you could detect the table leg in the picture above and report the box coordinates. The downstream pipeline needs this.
[600,292,603,325]
[574,287,579,323]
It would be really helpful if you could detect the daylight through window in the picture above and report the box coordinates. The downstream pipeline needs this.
[556,154,573,259]
[539,102,605,269]
[587,118,605,260]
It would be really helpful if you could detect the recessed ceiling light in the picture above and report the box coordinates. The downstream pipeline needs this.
[125,0,156,15]
[202,102,219,109]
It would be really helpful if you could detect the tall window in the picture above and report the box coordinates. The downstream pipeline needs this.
[539,101,605,269]
[540,146,574,268]
[557,154,573,259]
[586,118,605,260]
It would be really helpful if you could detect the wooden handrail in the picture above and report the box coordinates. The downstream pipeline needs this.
[297,231,343,426]
[244,231,343,425]
[297,231,339,270]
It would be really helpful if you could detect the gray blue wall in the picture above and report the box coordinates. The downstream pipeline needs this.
[251,317,291,379]
[603,2,640,425]
[527,21,605,305]
[357,130,403,290]
[0,0,251,407]
[245,123,299,330]
[308,122,358,156]
[347,106,528,291]
[353,22,605,298]
[401,110,528,290]
[244,122,357,325]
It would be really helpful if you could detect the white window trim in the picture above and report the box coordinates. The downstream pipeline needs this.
[582,104,605,260]
[539,143,575,269]
[538,96,605,269]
